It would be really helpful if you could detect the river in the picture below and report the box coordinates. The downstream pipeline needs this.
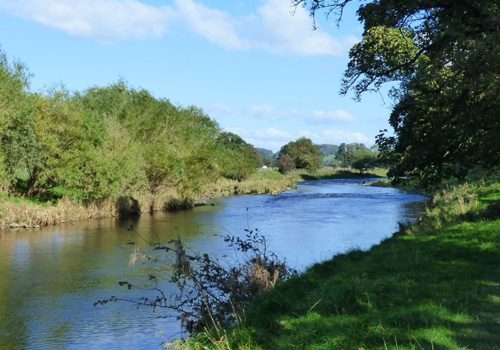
[0,179,426,349]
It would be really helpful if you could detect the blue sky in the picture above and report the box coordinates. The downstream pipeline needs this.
[0,0,393,151]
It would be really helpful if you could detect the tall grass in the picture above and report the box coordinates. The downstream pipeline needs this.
[0,170,300,230]
[0,196,115,229]
[408,182,499,233]
[203,170,299,197]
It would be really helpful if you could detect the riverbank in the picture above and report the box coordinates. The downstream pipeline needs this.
[299,167,386,180]
[177,180,500,349]
[0,169,299,230]
[0,168,383,231]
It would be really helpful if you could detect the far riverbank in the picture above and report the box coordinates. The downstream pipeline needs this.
[0,168,384,231]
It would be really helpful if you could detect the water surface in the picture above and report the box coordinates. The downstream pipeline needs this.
[0,179,426,349]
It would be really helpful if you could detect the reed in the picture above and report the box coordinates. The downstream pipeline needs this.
[0,196,115,230]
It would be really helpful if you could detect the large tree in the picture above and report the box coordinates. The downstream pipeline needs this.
[216,132,262,181]
[336,143,369,167]
[296,0,499,186]
[278,137,323,173]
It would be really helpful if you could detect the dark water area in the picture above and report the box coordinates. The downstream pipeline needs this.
[0,179,427,349]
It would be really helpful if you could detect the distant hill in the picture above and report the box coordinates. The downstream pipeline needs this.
[255,148,275,166]
[255,148,274,159]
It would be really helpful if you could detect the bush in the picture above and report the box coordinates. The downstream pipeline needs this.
[96,230,297,335]
[277,154,296,174]
[351,153,379,173]
[278,138,322,172]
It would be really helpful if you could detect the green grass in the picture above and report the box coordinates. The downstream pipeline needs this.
[235,220,499,350]
[179,182,500,350]
[299,167,387,181]
[247,169,292,181]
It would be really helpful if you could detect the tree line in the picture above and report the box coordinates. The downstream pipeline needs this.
[0,52,261,205]
[258,139,381,174]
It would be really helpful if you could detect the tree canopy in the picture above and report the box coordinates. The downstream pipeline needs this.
[297,0,500,186]
[277,137,323,173]
[0,54,261,203]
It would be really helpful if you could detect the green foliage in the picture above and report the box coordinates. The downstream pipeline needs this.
[217,132,262,181]
[343,26,419,98]
[318,144,340,167]
[0,151,9,191]
[335,143,370,168]
[317,144,339,157]
[351,152,379,174]
[300,0,500,187]
[300,167,386,180]
[0,52,42,194]
[255,148,275,167]
[0,51,261,204]
[277,138,322,173]
[408,182,500,233]
[277,154,296,174]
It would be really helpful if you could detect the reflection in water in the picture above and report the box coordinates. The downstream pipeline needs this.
[0,179,426,349]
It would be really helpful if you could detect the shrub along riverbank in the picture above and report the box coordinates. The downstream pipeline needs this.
[0,169,300,230]
[176,180,500,350]
[0,51,287,230]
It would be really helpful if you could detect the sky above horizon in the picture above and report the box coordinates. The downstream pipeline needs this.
[0,0,394,152]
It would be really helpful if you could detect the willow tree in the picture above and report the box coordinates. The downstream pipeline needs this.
[297,0,500,186]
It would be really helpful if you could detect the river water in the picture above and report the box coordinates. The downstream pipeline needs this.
[0,179,426,349]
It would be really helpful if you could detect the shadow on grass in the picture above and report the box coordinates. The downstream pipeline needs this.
[239,220,500,350]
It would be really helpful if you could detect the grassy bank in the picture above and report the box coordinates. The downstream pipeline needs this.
[203,169,300,197]
[178,181,500,349]
[299,167,387,181]
[0,169,299,230]
[0,195,116,230]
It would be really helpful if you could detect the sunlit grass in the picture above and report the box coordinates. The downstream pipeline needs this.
[299,167,387,180]
[0,196,115,229]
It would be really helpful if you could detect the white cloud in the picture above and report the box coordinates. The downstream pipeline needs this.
[175,0,348,56]
[0,0,354,55]
[0,0,175,41]
[259,127,295,140]
[236,127,294,141]
[246,105,355,124]
[174,0,247,50]
[249,105,278,119]
[310,109,355,123]
[250,0,345,56]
